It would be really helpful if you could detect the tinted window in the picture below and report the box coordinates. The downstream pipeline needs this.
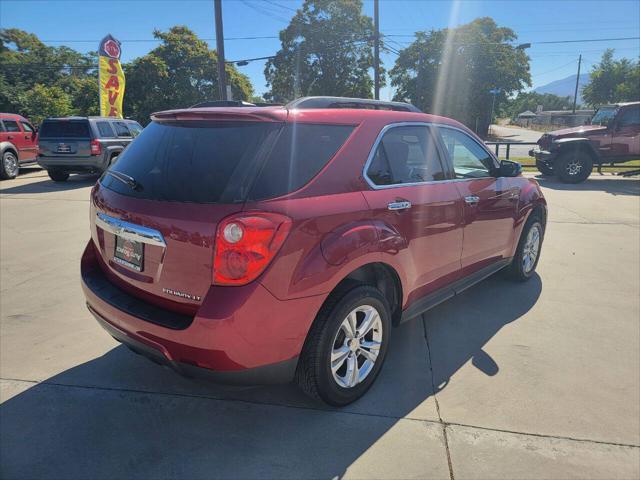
[20,122,34,133]
[113,122,131,137]
[591,108,617,126]
[618,107,640,127]
[438,128,494,179]
[127,122,143,137]
[40,120,90,138]
[103,121,281,203]
[249,124,354,200]
[3,120,20,132]
[97,121,115,137]
[367,125,445,186]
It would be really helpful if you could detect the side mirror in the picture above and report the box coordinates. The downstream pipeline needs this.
[499,160,522,177]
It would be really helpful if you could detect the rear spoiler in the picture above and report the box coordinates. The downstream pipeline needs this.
[151,108,287,123]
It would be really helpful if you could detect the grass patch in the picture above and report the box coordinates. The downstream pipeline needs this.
[505,157,640,174]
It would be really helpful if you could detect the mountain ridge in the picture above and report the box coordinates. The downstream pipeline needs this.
[534,73,590,105]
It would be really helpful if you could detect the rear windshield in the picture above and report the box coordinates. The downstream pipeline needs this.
[102,121,353,203]
[40,120,90,138]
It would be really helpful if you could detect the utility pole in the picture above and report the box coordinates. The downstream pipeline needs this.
[214,0,227,101]
[373,0,380,100]
[572,54,582,114]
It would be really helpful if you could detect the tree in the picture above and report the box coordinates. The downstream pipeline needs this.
[264,0,380,102]
[389,18,531,137]
[0,28,97,121]
[582,49,640,106]
[20,84,73,125]
[500,92,573,119]
[125,26,253,123]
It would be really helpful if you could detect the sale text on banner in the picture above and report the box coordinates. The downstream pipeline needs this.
[99,34,125,118]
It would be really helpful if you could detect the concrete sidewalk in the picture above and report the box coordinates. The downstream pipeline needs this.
[1,169,638,479]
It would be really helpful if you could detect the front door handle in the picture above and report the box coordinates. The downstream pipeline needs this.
[388,201,412,211]
[464,195,480,205]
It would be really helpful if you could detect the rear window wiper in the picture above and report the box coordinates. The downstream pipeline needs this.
[104,170,141,191]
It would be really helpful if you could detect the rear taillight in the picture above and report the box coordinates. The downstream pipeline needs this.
[213,212,292,286]
[90,139,101,156]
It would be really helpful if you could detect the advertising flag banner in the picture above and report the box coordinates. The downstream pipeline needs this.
[99,34,125,118]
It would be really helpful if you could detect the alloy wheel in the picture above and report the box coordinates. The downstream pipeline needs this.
[3,153,18,178]
[522,224,541,274]
[565,159,582,176]
[330,305,383,388]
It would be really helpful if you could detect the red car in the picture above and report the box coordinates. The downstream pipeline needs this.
[81,97,547,405]
[0,113,38,179]
[531,101,640,183]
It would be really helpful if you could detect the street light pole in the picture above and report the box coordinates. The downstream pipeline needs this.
[373,0,380,100]
[214,0,227,101]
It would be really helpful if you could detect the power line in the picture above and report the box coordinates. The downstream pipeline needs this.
[261,0,297,13]
[531,59,578,78]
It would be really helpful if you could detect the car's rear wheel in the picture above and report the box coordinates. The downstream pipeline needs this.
[0,151,19,180]
[507,213,544,282]
[296,285,391,406]
[48,169,69,182]
[535,161,554,176]
[556,151,593,183]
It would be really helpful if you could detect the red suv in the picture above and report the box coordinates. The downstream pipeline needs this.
[81,97,547,405]
[0,113,38,179]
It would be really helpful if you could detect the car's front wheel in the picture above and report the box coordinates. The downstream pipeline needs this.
[0,151,19,180]
[556,151,593,183]
[296,285,391,406]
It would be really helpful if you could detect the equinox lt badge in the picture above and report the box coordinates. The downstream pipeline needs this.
[162,288,202,301]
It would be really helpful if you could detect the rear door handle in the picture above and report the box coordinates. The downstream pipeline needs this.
[387,201,412,211]
[464,195,480,205]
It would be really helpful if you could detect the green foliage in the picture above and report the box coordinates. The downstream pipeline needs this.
[1,27,253,125]
[20,84,73,125]
[264,0,380,102]
[125,26,253,123]
[389,18,531,136]
[500,92,573,118]
[0,28,98,123]
[582,49,640,107]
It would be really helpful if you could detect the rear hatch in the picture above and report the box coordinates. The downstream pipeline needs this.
[91,110,355,315]
[38,119,92,157]
[91,115,283,314]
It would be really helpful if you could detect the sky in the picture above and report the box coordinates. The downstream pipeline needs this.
[1,0,639,100]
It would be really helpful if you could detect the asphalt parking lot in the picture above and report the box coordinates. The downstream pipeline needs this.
[1,168,639,479]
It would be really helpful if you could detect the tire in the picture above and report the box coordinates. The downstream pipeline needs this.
[296,285,391,406]
[507,213,544,282]
[48,169,69,182]
[555,150,593,183]
[535,161,554,176]
[0,151,19,180]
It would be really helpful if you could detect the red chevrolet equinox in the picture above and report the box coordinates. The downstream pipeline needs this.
[81,97,547,405]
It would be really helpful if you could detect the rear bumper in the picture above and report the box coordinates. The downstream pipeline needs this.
[81,240,324,385]
[38,155,108,173]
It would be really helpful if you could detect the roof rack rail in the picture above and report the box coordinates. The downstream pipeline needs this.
[286,96,422,113]
[190,100,283,108]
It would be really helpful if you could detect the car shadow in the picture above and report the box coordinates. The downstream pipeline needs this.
[0,172,98,194]
[0,273,542,479]
[533,174,640,196]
